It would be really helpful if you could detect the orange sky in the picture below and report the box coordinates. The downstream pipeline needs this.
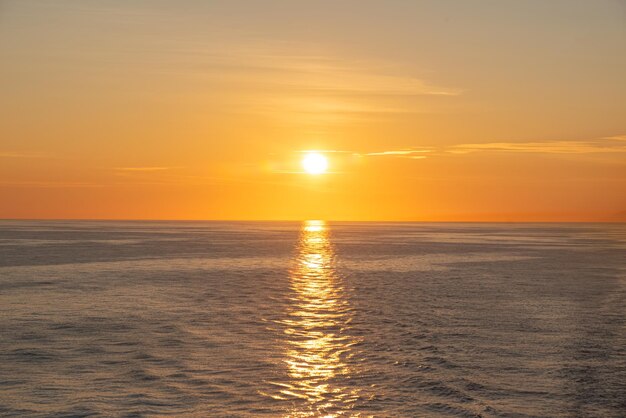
[1,1,625,221]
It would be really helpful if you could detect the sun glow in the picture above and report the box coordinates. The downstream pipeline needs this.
[302,152,328,175]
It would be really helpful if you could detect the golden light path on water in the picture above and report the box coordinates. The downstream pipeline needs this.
[267,220,361,417]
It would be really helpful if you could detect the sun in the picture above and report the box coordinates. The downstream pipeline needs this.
[302,152,328,175]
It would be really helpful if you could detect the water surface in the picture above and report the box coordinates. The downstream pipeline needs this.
[0,221,625,416]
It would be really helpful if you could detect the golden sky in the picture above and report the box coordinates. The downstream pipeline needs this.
[1,0,625,221]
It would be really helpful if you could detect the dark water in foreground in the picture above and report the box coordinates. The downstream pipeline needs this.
[0,221,625,417]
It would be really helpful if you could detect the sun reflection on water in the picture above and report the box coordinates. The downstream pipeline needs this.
[268,220,361,417]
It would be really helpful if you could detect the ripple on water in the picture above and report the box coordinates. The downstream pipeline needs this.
[0,221,625,416]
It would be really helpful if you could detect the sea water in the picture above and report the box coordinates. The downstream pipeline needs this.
[0,221,625,417]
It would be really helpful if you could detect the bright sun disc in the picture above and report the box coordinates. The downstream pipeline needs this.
[302,152,328,175]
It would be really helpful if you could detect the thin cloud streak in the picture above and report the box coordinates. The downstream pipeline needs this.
[0,181,104,188]
[0,151,50,159]
[114,167,178,172]
[300,134,626,162]
[364,149,433,156]
[448,136,626,155]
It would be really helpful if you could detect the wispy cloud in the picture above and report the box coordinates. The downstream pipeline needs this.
[0,151,49,158]
[295,148,434,159]
[364,149,434,157]
[198,44,462,99]
[0,181,103,188]
[447,135,626,155]
[299,134,626,163]
[176,42,462,122]
[603,135,626,142]
[113,166,177,172]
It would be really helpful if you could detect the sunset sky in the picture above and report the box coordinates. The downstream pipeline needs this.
[1,0,625,221]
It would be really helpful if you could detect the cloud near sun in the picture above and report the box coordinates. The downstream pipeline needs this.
[293,135,626,164]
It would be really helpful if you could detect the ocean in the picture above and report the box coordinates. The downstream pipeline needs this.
[0,220,625,417]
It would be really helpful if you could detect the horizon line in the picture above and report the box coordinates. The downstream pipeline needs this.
[0,218,624,224]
